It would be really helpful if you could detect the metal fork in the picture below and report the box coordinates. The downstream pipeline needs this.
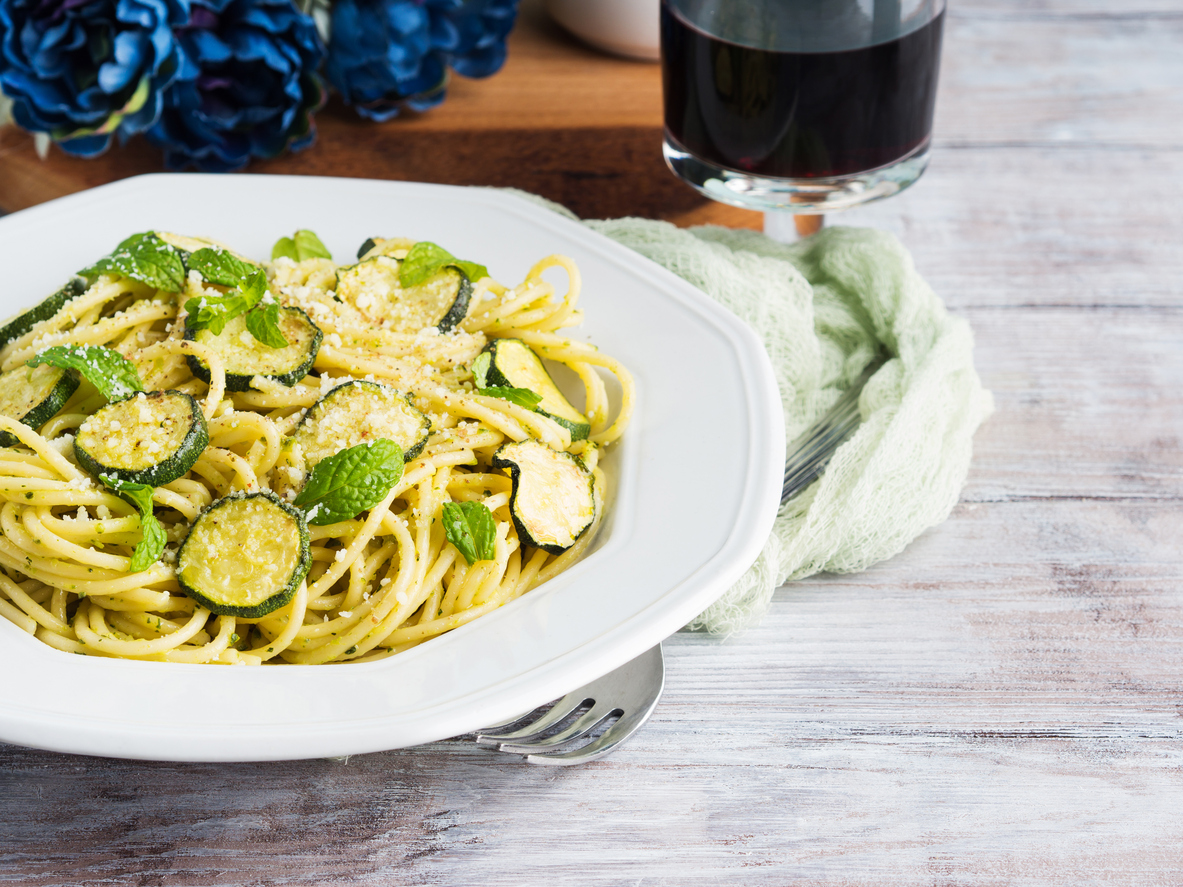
[476,645,665,765]
[476,353,888,764]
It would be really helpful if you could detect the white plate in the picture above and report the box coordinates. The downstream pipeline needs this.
[0,175,783,761]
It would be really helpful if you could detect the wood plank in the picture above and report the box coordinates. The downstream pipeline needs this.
[0,119,729,224]
[955,1,1183,16]
[937,11,1183,148]
[2,732,1180,886]
[832,146,1183,308]
[965,307,1183,501]
[697,500,1183,728]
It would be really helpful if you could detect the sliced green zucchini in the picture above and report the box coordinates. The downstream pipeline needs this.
[0,364,80,446]
[356,236,414,262]
[481,338,591,441]
[492,439,596,554]
[335,256,471,333]
[155,231,217,258]
[290,380,431,474]
[185,306,322,392]
[155,232,258,268]
[74,390,208,486]
[177,491,311,618]
[0,277,89,349]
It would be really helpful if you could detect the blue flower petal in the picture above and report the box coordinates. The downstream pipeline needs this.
[98,31,145,93]
[186,29,233,63]
[387,2,429,36]
[56,130,115,156]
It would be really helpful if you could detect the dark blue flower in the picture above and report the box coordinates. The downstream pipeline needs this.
[145,0,325,171]
[0,0,189,155]
[326,0,518,123]
[434,0,517,78]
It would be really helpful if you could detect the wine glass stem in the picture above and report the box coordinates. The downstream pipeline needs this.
[795,215,825,238]
[764,211,825,242]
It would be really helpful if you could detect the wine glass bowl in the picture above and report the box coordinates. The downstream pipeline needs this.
[660,0,945,216]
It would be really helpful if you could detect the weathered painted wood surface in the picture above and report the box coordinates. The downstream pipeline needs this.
[2,0,1182,884]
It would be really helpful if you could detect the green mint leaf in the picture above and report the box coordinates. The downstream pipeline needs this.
[471,351,491,389]
[399,241,489,288]
[99,475,153,512]
[184,292,249,336]
[451,260,489,283]
[271,236,299,262]
[83,232,185,293]
[28,345,143,401]
[129,515,167,573]
[294,230,332,261]
[399,242,453,287]
[477,386,543,409]
[272,230,332,262]
[245,300,289,348]
[442,501,497,565]
[98,475,166,573]
[293,438,405,525]
[237,268,268,310]
[187,247,256,288]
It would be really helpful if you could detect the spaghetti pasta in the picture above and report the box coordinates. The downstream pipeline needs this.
[0,235,633,665]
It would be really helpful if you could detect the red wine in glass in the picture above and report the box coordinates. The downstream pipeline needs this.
[661,0,945,215]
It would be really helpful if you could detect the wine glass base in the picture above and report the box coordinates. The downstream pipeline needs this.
[662,135,931,214]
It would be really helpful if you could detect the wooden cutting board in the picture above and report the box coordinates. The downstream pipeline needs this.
[0,0,761,229]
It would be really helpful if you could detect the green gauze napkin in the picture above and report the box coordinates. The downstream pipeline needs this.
[508,192,994,634]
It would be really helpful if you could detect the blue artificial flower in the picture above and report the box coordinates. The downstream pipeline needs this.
[434,0,517,79]
[146,0,325,171]
[0,0,189,155]
[326,0,518,123]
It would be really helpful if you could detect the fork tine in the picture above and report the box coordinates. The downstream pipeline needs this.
[495,699,617,754]
[782,414,861,499]
[475,689,593,745]
[500,646,665,761]
[525,702,659,765]
[781,352,886,504]
[475,645,665,763]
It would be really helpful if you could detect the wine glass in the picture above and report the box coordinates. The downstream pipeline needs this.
[660,0,945,238]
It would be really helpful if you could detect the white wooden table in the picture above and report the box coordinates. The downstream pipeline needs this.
[2,1,1181,883]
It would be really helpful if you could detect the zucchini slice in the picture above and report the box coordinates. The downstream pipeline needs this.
[0,364,80,446]
[492,440,596,554]
[334,256,471,333]
[74,390,209,486]
[356,236,414,262]
[357,237,379,261]
[155,231,218,259]
[156,232,258,268]
[0,277,89,349]
[481,338,591,441]
[290,380,431,472]
[177,491,311,618]
[185,306,322,392]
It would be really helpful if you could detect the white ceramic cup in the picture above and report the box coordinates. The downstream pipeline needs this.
[544,0,661,61]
